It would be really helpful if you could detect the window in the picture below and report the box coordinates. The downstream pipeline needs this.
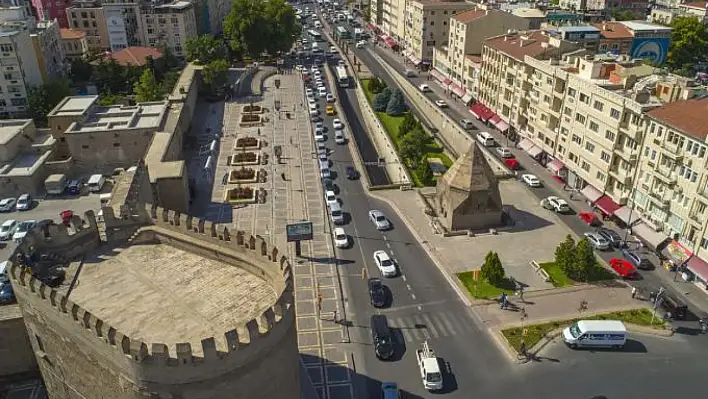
[0,100,5,106]
[82,144,89,149]
[600,151,611,163]
[589,121,599,132]
[596,171,606,182]
[585,141,595,153]
[572,134,582,144]
[113,143,120,147]
[567,88,576,97]
[569,152,578,163]
[0,44,13,52]
[10,98,26,106]
[3,73,11,80]
[430,21,434,26]
[581,161,591,172]
[564,106,572,116]
[593,100,604,111]
[610,108,620,119]
[605,130,616,141]
[578,93,589,104]
[575,113,586,124]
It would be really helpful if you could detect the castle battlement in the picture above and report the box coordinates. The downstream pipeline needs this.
[8,204,296,370]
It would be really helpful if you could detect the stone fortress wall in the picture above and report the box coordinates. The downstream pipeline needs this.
[8,205,299,398]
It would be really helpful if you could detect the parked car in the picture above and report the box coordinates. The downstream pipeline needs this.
[322,177,337,193]
[332,118,344,130]
[521,174,541,187]
[324,190,338,206]
[418,83,431,92]
[345,165,359,180]
[584,232,610,250]
[496,147,513,158]
[621,248,653,270]
[0,219,18,241]
[459,119,475,130]
[66,179,82,195]
[504,158,520,170]
[0,197,16,212]
[0,283,15,304]
[435,100,448,108]
[369,210,391,230]
[12,220,36,243]
[326,93,336,103]
[541,196,570,213]
[598,228,624,248]
[15,194,32,211]
[368,277,386,307]
[374,250,397,277]
[333,227,349,248]
[579,212,601,226]
[609,258,638,279]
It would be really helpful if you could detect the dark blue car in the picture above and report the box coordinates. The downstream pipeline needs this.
[0,283,15,304]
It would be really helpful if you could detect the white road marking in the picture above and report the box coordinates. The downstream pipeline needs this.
[401,275,407,282]
[411,293,416,300]
[406,284,412,291]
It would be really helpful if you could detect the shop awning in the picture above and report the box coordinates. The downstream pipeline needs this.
[547,159,565,173]
[489,115,501,125]
[518,138,534,152]
[408,55,422,65]
[386,38,399,48]
[368,23,378,32]
[662,240,692,265]
[614,206,643,226]
[687,256,708,281]
[580,184,603,204]
[461,92,474,104]
[469,103,484,119]
[495,121,510,132]
[379,34,390,42]
[595,195,621,216]
[430,69,445,82]
[631,222,669,251]
[451,84,466,97]
[527,145,543,158]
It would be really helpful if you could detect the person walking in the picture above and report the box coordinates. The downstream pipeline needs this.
[631,286,637,299]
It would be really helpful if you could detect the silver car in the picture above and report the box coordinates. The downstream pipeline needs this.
[0,197,16,212]
[369,210,391,230]
[584,232,610,250]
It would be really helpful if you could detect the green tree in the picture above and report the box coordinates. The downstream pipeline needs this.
[373,87,391,111]
[224,0,300,59]
[386,88,407,116]
[572,239,596,282]
[27,79,71,127]
[612,10,635,21]
[481,251,505,286]
[68,58,94,83]
[399,125,430,163]
[398,112,418,137]
[667,17,708,75]
[99,93,125,105]
[554,234,576,272]
[264,0,302,55]
[133,69,162,102]
[202,59,230,94]
[185,35,226,64]
[367,77,385,94]
[415,155,434,186]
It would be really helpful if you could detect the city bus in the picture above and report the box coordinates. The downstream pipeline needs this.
[335,65,349,88]
[308,29,324,42]
[336,26,350,39]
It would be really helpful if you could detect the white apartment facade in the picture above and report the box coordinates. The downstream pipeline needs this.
[140,0,197,58]
[403,0,472,63]
[0,26,42,117]
[372,0,407,41]
[32,20,65,83]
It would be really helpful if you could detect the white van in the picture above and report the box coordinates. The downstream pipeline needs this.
[563,320,627,349]
[476,132,496,147]
[0,260,9,283]
[329,202,344,224]
[335,130,345,144]
[87,174,106,192]
[318,86,327,98]
[319,159,330,178]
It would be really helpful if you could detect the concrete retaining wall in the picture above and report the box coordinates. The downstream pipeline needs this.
[373,52,514,179]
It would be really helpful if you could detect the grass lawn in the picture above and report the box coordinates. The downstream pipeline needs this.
[457,272,516,299]
[502,308,665,351]
[539,261,615,287]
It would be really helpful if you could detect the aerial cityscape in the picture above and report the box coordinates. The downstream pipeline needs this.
[0,0,707,398]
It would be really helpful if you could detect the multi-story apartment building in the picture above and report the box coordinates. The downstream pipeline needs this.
[559,0,588,10]
[477,30,579,139]
[31,0,70,28]
[66,0,144,52]
[0,22,42,117]
[403,0,473,64]
[140,0,197,58]
[592,21,672,65]
[31,19,64,82]
[652,2,708,25]
[433,7,529,94]
[66,0,109,51]
[60,28,88,60]
[372,0,407,41]
[585,0,649,19]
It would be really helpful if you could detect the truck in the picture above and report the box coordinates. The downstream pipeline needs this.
[416,341,443,391]
[44,174,67,195]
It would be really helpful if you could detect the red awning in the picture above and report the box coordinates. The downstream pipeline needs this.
[595,195,621,216]
[368,23,378,32]
[430,69,445,82]
[495,121,510,132]
[687,256,708,281]
[408,55,421,65]
[379,34,390,42]
[385,38,398,48]
[478,105,494,122]
[489,115,501,125]
[547,159,565,173]
[442,78,452,86]
[469,103,484,119]
[450,83,465,97]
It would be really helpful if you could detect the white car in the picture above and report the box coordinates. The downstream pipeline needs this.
[315,131,325,141]
[314,70,322,78]
[315,121,325,130]
[435,100,448,108]
[338,59,346,66]
[325,190,338,206]
[311,65,319,73]
[333,227,349,248]
[0,219,18,240]
[318,149,328,162]
[355,40,366,49]
[541,196,570,213]
[584,232,610,250]
[369,210,391,230]
[496,147,513,158]
[306,88,314,97]
[332,118,344,130]
[521,174,541,187]
[0,197,16,212]
[16,194,31,211]
[310,108,319,117]
[374,250,397,277]
[334,130,345,144]
[419,84,431,92]
[295,64,304,71]
[13,220,35,243]
[308,97,317,107]
[326,93,336,103]
[329,45,337,53]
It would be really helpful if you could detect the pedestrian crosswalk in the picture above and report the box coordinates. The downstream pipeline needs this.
[384,310,478,342]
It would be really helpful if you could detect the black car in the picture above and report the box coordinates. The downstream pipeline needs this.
[322,178,337,193]
[621,248,653,270]
[371,315,394,360]
[346,166,359,180]
[597,228,624,248]
[368,278,386,307]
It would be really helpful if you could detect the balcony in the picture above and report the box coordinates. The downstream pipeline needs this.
[614,146,638,163]
[654,166,677,185]
[609,166,632,185]
[690,212,705,225]
[661,140,680,154]
[648,190,671,208]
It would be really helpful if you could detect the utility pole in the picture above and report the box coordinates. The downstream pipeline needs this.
[651,287,665,325]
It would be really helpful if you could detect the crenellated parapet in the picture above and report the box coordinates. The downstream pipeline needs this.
[16,210,101,260]
[8,203,296,376]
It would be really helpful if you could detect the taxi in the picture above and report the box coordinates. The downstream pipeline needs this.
[326,105,336,115]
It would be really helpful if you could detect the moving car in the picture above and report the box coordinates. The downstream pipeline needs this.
[578,211,601,226]
[0,197,16,212]
[435,100,448,108]
[563,320,627,349]
[371,315,394,359]
[418,84,431,92]
[332,118,344,130]
[369,210,391,230]
[459,119,475,129]
[374,250,397,277]
[541,196,570,213]
[404,69,416,77]
[326,93,336,103]
[346,165,359,180]
[15,194,32,211]
[609,258,638,279]
[355,40,366,48]
[324,190,338,206]
[0,283,15,304]
[584,232,610,250]
[334,130,345,144]
[368,278,386,307]
[12,220,36,243]
[333,227,349,248]
[621,248,653,270]
[504,158,520,170]
[326,105,336,115]
[0,219,18,240]
[598,228,624,248]
[521,174,541,187]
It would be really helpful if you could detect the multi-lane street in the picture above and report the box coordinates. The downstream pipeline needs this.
[291,3,708,398]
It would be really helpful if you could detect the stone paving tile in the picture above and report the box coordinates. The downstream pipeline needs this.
[325,365,351,384]
[323,347,348,364]
[316,276,336,287]
[298,331,319,347]
[327,385,353,399]
[297,316,319,332]
[295,276,313,288]
[296,301,315,315]
[306,366,324,385]
[319,287,337,300]
[321,330,343,345]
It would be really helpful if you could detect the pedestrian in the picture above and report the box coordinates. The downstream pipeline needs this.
[519,341,527,359]
[519,287,524,302]
[631,286,637,299]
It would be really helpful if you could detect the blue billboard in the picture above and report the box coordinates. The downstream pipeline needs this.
[630,37,670,66]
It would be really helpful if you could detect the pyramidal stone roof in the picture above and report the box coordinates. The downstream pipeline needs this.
[438,143,497,193]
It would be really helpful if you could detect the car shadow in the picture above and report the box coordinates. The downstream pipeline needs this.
[435,358,458,394]
[583,339,647,353]
[389,328,407,362]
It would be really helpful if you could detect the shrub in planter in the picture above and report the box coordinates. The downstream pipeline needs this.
[230,168,256,180]
[236,137,258,147]
[241,114,260,122]
[373,87,391,112]
[233,152,257,163]
[228,187,254,199]
[243,105,262,113]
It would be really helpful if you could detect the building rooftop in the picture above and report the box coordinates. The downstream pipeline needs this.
[49,96,99,117]
[465,54,482,63]
[557,25,601,33]
[621,20,672,33]
[0,151,51,177]
[68,101,168,133]
[484,30,553,61]
[60,28,85,40]
[511,7,546,18]
[107,46,163,67]
[453,8,487,23]
[681,1,708,8]
[647,97,708,140]
[155,0,193,10]
[592,22,633,39]
[0,119,32,145]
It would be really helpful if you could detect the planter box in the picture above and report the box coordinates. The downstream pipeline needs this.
[224,187,257,204]
[228,153,260,166]
[228,169,260,184]
[234,138,261,151]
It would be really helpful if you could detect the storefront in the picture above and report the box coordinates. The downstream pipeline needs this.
[546,158,566,179]
[469,102,494,122]
[580,184,603,205]
[450,83,466,98]
[461,92,474,105]
[661,240,693,269]
[685,256,708,290]
[631,222,669,251]
[594,195,621,217]
[614,206,643,227]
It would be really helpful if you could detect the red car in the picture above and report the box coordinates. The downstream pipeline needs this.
[504,158,520,170]
[610,258,638,279]
[579,211,601,226]
[60,210,74,226]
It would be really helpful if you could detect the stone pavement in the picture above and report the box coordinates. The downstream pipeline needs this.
[189,72,354,399]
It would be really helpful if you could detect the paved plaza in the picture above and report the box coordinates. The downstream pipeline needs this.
[187,71,354,399]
